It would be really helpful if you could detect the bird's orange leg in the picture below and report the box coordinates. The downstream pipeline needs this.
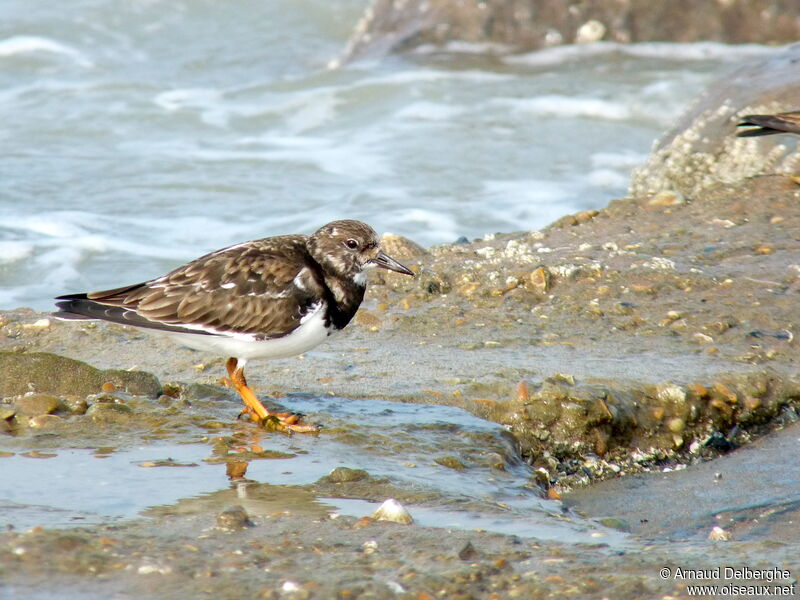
[224,358,319,433]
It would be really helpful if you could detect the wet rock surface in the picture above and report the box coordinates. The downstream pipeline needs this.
[2,511,797,600]
[631,43,800,198]
[0,351,161,399]
[565,419,800,543]
[3,171,800,594]
[337,0,800,64]
[3,175,800,484]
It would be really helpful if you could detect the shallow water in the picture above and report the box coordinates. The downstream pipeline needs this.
[566,420,800,542]
[0,396,624,546]
[0,0,777,309]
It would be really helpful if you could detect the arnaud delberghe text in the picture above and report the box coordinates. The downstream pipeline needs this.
[673,567,791,582]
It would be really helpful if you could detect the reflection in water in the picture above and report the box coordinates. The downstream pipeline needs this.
[0,397,627,546]
[226,461,249,480]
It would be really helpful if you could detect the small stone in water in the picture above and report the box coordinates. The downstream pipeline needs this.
[458,541,479,561]
[708,526,731,541]
[28,414,62,429]
[21,451,57,459]
[15,394,59,416]
[371,499,413,525]
[435,456,466,470]
[666,418,685,433]
[597,517,631,532]
[216,505,253,530]
[137,563,173,575]
[693,332,714,344]
[325,466,369,483]
[62,397,89,415]
[86,402,133,423]
[282,581,301,593]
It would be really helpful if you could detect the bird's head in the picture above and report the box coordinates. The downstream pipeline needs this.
[308,220,415,284]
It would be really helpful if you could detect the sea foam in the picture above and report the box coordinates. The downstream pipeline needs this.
[0,35,93,67]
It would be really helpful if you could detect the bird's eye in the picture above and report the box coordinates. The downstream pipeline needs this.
[345,239,359,250]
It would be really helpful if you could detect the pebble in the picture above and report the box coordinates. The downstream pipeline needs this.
[354,311,382,329]
[647,190,686,207]
[362,540,378,554]
[655,385,685,403]
[576,19,606,43]
[28,414,62,429]
[710,218,736,228]
[712,383,738,404]
[137,563,173,575]
[708,526,731,541]
[21,318,51,329]
[216,505,253,530]
[21,451,57,459]
[325,467,369,483]
[458,282,482,297]
[281,581,303,594]
[693,332,714,344]
[62,397,89,415]
[458,541,479,561]
[371,499,413,524]
[529,266,550,293]
[597,517,631,532]
[379,233,428,259]
[435,456,467,470]
[86,402,133,423]
[744,396,762,410]
[687,383,709,398]
[14,393,59,416]
[666,418,685,433]
[546,373,575,385]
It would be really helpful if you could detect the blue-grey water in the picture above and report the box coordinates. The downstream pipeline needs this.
[0,0,775,311]
[0,396,627,547]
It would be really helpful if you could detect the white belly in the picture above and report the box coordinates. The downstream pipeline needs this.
[166,303,333,360]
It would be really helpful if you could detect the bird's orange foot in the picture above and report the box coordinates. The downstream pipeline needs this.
[260,412,320,434]
[224,358,320,434]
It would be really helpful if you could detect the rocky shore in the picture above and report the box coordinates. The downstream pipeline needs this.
[3,36,800,600]
[336,0,800,64]
[3,168,800,596]
[4,172,800,486]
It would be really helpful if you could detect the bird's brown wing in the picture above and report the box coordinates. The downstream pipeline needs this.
[737,111,800,137]
[55,235,327,339]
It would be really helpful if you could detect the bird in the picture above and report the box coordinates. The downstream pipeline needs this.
[54,220,415,432]
[737,111,800,137]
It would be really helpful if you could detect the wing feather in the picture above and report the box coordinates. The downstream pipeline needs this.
[55,235,328,339]
[737,111,800,137]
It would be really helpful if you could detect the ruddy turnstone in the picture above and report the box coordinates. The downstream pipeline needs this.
[54,220,415,432]
[737,111,800,137]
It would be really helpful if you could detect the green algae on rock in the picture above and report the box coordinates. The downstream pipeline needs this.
[0,352,161,399]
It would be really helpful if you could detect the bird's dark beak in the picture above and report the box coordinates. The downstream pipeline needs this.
[372,251,415,276]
